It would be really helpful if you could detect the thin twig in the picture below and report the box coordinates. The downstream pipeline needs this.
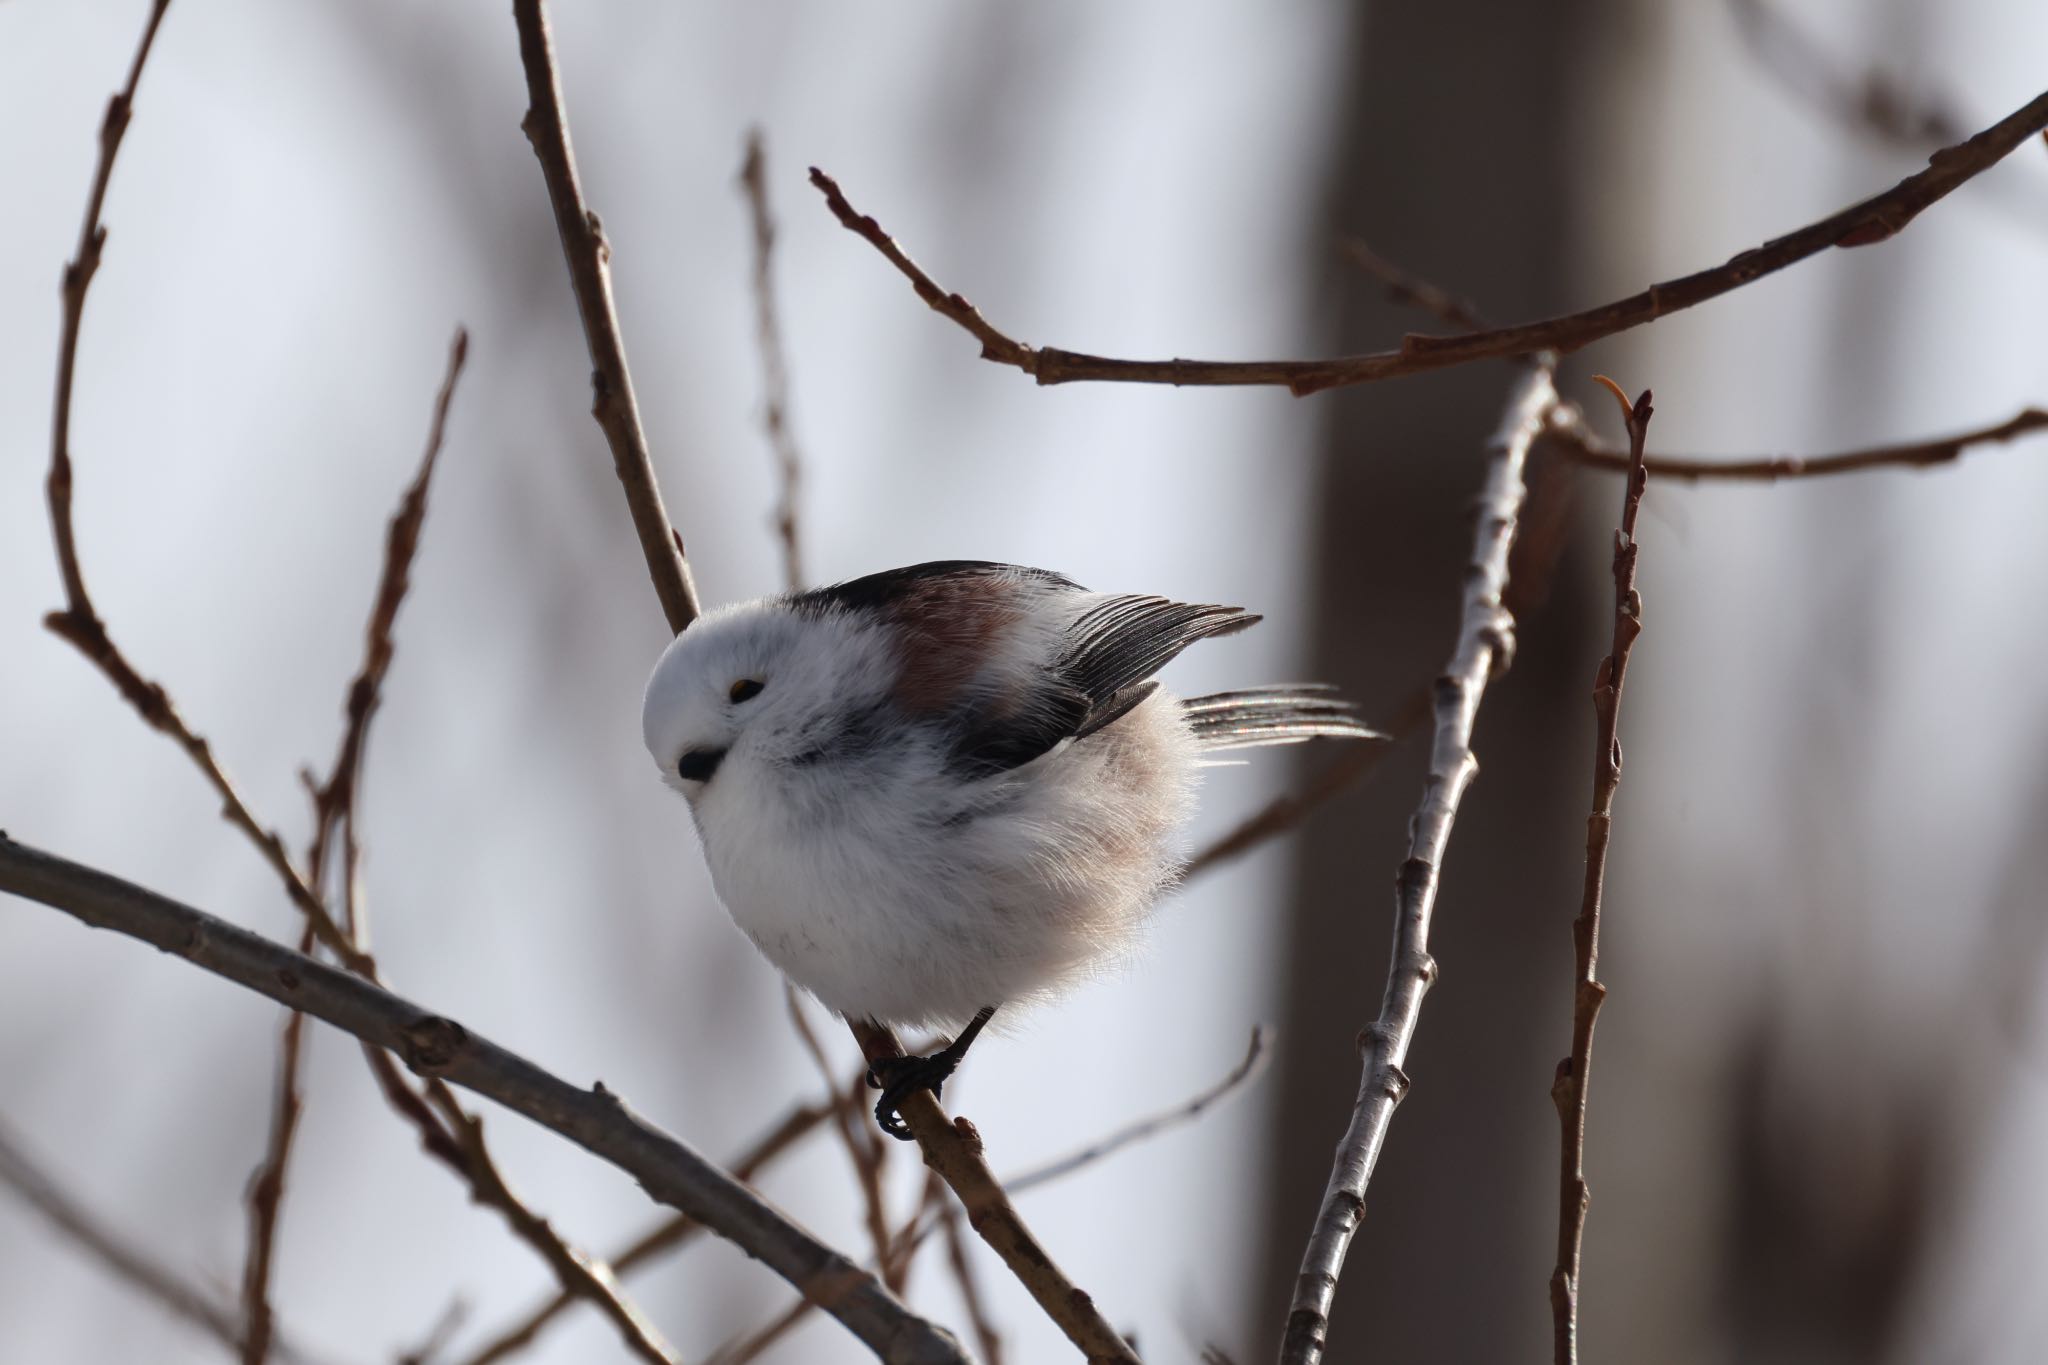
[1338,238,1492,332]
[851,1019,1142,1364]
[238,919,314,1365]
[1548,378,1653,1364]
[1548,402,2047,482]
[510,0,699,633]
[0,834,970,1365]
[787,988,896,1278]
[238,328,470,1365]
[709,1174,949,1365]
[455,1096,835,1365]
[42,0,363,971]
[810,91,2048,394]
[1004,1027,1269,1195]
[739,129,807,593]
[422,1085,678,1365]
[0,1119,334,1365]
[1279,362,1560,1365]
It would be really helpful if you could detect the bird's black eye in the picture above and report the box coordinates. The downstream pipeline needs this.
[728,678,765,704]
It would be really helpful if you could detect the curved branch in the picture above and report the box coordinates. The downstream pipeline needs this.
[511,0,700,633]
[1280,363,1559,1364]
[812,89,2048,395]
[0,835,968,1365]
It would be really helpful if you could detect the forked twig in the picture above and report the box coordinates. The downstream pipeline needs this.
[1547,378,1653,1363]
[1280,362,1560,1365]
[811,91,2048,394]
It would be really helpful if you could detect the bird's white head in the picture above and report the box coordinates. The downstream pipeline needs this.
[641,598,899,805]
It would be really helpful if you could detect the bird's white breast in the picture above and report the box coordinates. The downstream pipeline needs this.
[691,693,1200,1030]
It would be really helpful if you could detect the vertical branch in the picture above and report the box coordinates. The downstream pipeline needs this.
[510,0,700,634]
[1280,362,1560,1365]
[1547,378,1653,1364]
[739,129,807,593]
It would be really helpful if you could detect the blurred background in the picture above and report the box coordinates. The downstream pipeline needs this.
[4,2,2046,1361]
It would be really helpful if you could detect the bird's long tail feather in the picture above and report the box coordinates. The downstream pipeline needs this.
[1180,685,1384,750]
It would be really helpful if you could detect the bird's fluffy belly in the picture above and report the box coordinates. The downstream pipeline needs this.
[702,696,1199,1029]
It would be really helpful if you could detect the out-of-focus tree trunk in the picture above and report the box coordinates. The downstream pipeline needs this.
[1254,3,1609,1356]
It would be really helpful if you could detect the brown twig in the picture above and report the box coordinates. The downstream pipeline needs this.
[1279,362,1560,1365]
[851,1020,1143,1364]
[787,988,896,1279]
[238,920,314,1365]
[1548,402,2048,482]
[811,91,2048,395]
[423,1085,678,1365]
[1338,238,1492,332]
[510,0,699,634]
[709,1174,950,1365]
[238,328,470,1365]
[1003,1027,1269,1196]
[739,129,807,593]
[0,1119,334,1365]
[42,0,363,972]
[1548,378,1653,1364]
[0,834,971,1365]
[455,1096,835,1365]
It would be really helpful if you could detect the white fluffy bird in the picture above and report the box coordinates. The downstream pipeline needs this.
[642,561,1377,1136]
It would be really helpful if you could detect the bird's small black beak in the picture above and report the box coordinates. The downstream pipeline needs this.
[676,747,727,783]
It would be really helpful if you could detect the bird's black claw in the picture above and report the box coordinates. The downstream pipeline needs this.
[866,1052,959,1142]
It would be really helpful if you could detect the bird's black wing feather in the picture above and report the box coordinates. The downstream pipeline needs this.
[958,594,1260,773]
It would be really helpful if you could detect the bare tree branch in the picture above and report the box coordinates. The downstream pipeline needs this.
[0,1118,336,1365]
[740,129,807,594]
[0,834,970,1365]
[1548,377,1654,1365]
[1280,362,1560,1365]
[1548,402,2048,482]
[510,0,700,634]
[810,90,2048,394]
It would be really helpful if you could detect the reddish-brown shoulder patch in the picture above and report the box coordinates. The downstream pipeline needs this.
[886,576,1022,713]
